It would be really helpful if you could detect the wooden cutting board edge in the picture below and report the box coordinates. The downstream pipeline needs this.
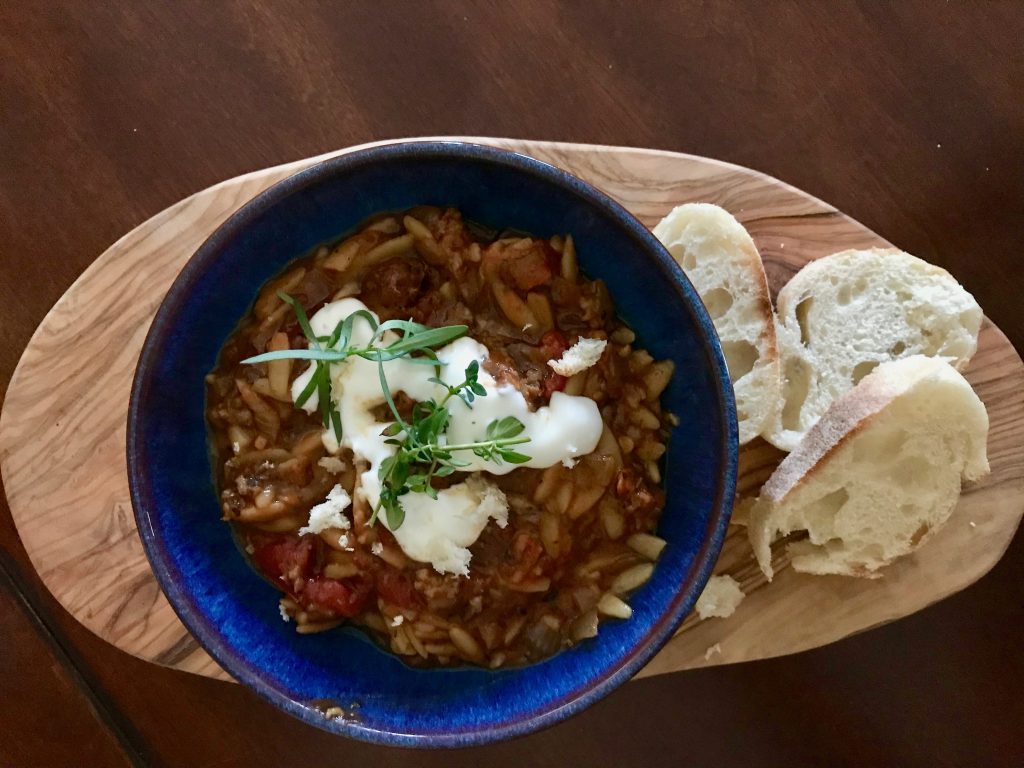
[1,136,1021,684]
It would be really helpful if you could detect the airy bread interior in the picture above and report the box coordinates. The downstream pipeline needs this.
[654,203,780,444]
[766,248,982,451]
[750,356,989,579]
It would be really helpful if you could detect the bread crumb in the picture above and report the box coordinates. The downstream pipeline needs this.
[317,456,346,474]
[969,521,977,528]
[324,706,344,720]
[704,642,722,660]
[696,575,745,619]
[548,337,607,376]
[299,485,351,536]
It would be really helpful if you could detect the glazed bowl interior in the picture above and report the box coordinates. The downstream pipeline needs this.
[128,141,737,747]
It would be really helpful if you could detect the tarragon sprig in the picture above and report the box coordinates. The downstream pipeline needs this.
[243,292,469,443]
[242,292,533,530]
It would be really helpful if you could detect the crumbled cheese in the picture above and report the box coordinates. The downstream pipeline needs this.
[338,533,350,548]
[298,484,352,536]
[371,542,384,556]
[695,575,745,619]
[704,642,722,661]
[317,456,346,474]
[244,542,255,555]
[391,615,405,627]
[279,603,291,622]
[547,337,607,377]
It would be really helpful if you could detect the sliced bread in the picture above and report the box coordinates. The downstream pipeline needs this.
[654,203,780,444]
[766,247,982,451]
[749,355,989,580]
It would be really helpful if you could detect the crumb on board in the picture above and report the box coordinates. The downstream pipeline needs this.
[704,643,722,661]
[696,575,745,620]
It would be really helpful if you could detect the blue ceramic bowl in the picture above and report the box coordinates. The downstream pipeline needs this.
[128,141,737,747]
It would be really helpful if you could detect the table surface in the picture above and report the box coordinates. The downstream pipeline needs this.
[2,2,1022,766]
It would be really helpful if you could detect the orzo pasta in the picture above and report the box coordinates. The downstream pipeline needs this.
[206,207,674,667]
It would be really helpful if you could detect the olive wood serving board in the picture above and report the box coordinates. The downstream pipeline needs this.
[2,138,1022,684]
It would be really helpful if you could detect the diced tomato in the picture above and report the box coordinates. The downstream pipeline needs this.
[375,568,420,609]
[300,576,373,617]
[541,371,566,398]
[539,329,569,360]
[506,246,555,291]
[252,535,314,585]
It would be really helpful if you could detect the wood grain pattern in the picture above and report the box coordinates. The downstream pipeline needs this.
[2,138,1021,683]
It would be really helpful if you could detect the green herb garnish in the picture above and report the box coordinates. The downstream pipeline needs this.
[371,362,530,529]
[242,293,532,530]
[244,292,468,443]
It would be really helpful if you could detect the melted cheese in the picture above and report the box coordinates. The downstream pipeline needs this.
[292,299,604,574]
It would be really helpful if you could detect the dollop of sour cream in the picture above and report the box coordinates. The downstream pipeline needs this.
[291,299,604,574]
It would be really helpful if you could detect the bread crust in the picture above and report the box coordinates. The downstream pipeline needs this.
[751,356,989,579]
[654,203,781,444]
[765,247,982,451]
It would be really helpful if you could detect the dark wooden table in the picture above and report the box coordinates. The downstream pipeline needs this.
[2,3,1022,766]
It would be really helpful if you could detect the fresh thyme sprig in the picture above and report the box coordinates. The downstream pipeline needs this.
[372,373,531,530]
[241,292,534,530]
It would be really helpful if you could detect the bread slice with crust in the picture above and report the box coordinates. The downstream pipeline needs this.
[765,247,982,451]
[654,204,780,444]
[749,355,989,580]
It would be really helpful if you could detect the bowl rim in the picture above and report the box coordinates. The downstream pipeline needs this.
[127,139,738,747]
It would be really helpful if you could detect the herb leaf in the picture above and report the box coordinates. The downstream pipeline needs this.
[242,295,533,530]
